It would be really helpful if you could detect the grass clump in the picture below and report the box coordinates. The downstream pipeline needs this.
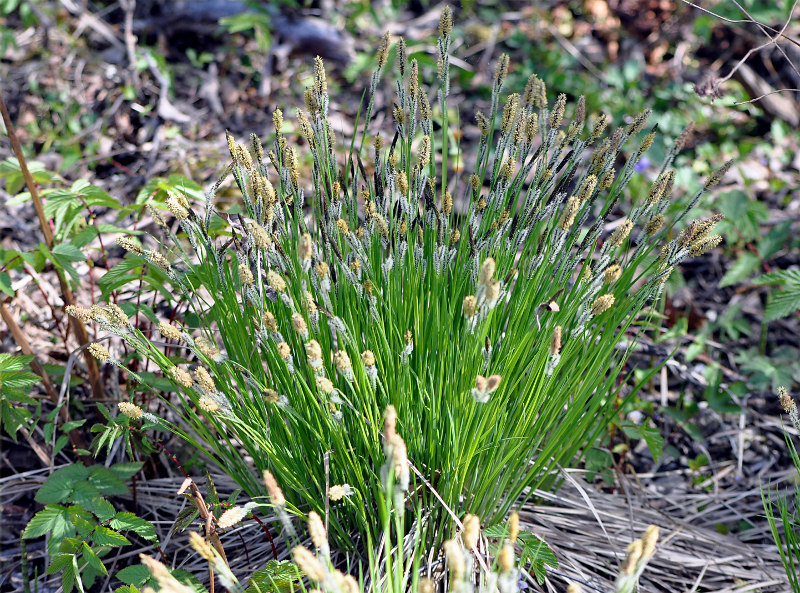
[76,7,724,553]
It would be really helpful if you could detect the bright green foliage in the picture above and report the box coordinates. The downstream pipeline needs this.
[763,430,800,592]
[245,560,303,593]
[755,269,800,322]
[93,14,722,552]
[22,462,157,593]
[484,524,556,584]
[0,354,40,440]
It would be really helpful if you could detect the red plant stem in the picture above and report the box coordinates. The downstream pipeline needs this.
[250,512,279,560]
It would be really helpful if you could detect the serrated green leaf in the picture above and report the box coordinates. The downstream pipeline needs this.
[765,285,800,321]
[92,526,131,547]
[81,542,108,576]
[110,461,144,481]
[110,512,158,542]
[719,252,760,288]
[47,553,75,574]
[517,532,557,584]
[52,243,87,262]
[89,466,129,496]
[245,560,303,593]
[23,504,69,539]
[115,564,151,587]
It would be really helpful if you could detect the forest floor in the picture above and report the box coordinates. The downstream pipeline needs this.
[1,1,800,591]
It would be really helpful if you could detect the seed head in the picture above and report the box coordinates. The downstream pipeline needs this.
[475,111,490,137]
[313,56,327,94]
[118,401,143,420]
[419,135,431,168]
[462,514,480,549]
[559,196,580,230]
[608,219,633,247]
[550,326,562,356]
[674,122,694,152]
[374,213,390,238]
[591,294,615,315]
[494,53,510,85]
[299,233,313,262]
[292,546,326,582]
[644,214,665,235]
[198,397,219,413]
[550,93,567,128]
[159,321,182,340]
[308,511,328,551]
[268,270,287,293]
[316,376,334,394]
[498,543,515,573]
[263,470,286,506]
[450,229,460,245]
[479,257,496,286]
[508,511,520,544]
[622,540,643,575]
[263,311,278,332]
[189,532,216,562]
[273,109,284,133]
[689,234,722,257]
[306,339,323,362]
[88,343,110,362]
[704,159,734,190]
[146,250,171,272]
[328,484,353,501]
[642,525,659,559]
[248,222,271,249]
[334,350,352,373]
[444,539,466,579]
[627,109,651,135]
[291,313,308,335]
[442,191,453,216]
[604,265,622,284]
[117,236,143,254]
[376,31,391,69]
[277,342,291,359]
[361,350,376,367]
[640,130,656,153]
[65,305,94,323]
[501,94,520,134]
[169,367,194,388]
[165,194,189,221]
[600,169,615,191]
[589,114,608,143]
[218,506,248,529]
[194,367,216,393]
[438,5,453,36]
[238,263,254,285]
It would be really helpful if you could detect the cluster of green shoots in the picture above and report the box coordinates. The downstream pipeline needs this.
[71,6,726,556]
[135,405,662,593]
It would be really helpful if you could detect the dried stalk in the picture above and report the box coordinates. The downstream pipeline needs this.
[0,86,103,400]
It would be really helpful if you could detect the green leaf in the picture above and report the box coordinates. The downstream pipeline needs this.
[619,423,663,463]
[719,252,760,287]
[23,504,69,539]
[245,560,303,593]
[0,271,13,297]
[110,461,144,481]
[115,565,151,587]
[110,512,158,542]
[92,526,131,547]
[517,531,558,584]
[81,542,108,576]
[47,553,75,575]
[482,524,507,539]
[52,243,87,262]
[35,464,91,503]
[89,466,129,496]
